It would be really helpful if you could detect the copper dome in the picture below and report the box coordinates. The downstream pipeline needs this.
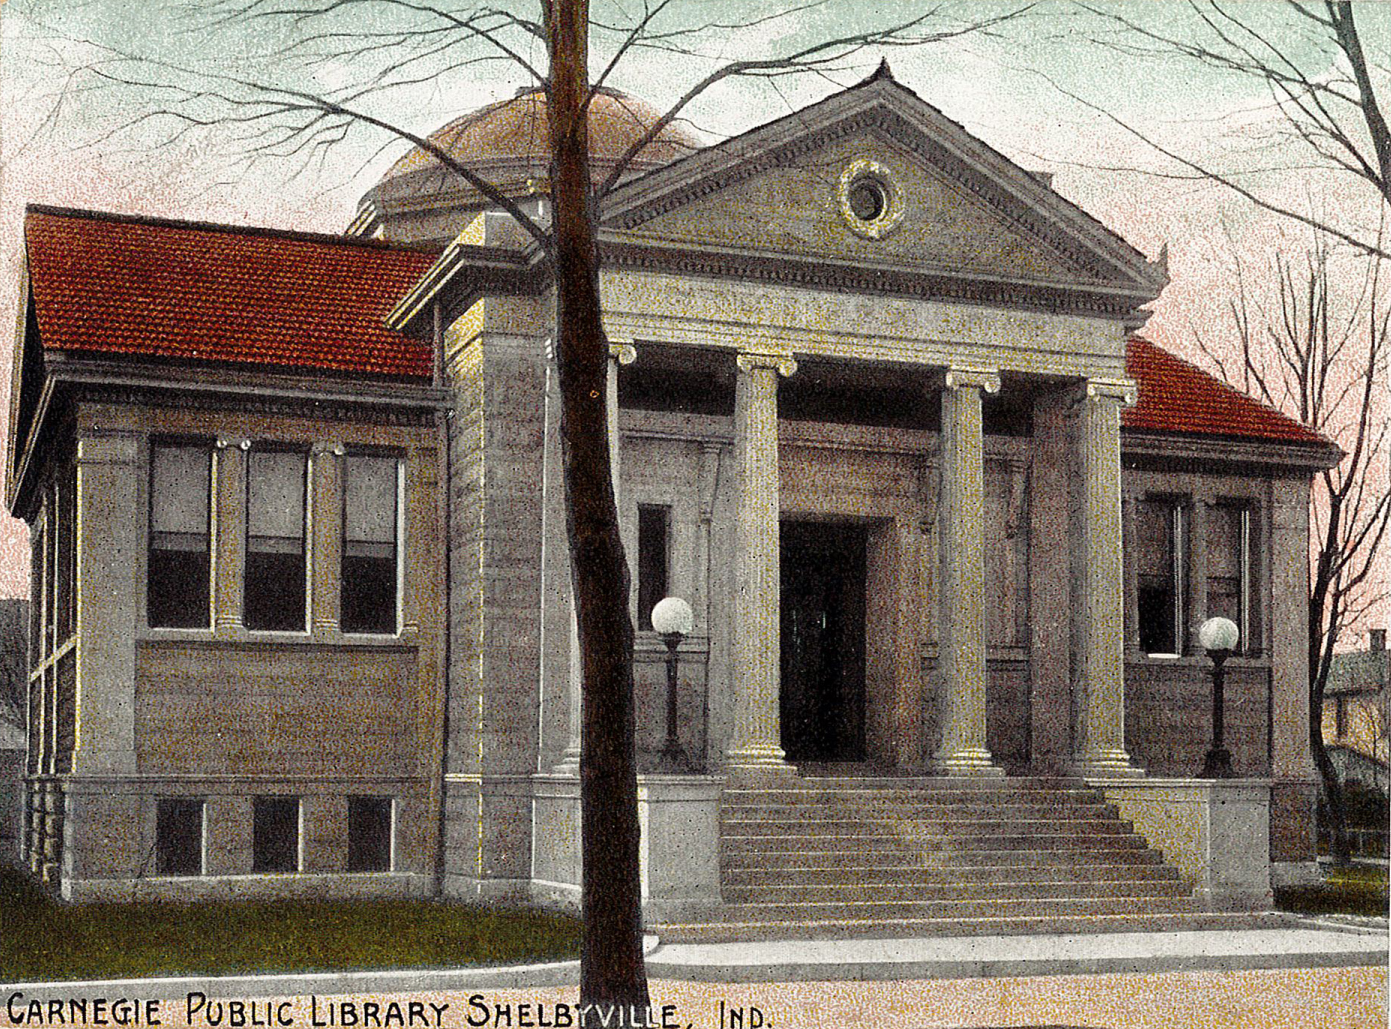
[358,87,699,243]
[380,86,699,185]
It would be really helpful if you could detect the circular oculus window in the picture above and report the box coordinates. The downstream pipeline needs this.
[837,159,904,239]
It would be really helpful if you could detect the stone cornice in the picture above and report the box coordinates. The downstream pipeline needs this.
[1121,428,1342,473]
[0,357,448,514]
[597,238,1153,324]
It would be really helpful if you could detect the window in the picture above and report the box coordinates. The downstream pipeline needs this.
[148,444,212,628]
[252,796,300,872]
[637,504,670,630]
[1137,499,1186,656]
[1208,503,1254,654]
[246,448,307,632]
[347,796,393,872]
[156,798,204,875]
[342,454,400,635]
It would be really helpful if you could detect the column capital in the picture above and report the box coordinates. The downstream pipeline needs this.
[737,350,797,378]
[1077,377,1139,408]
[608,342,637,366]
[215,437,252,451]
[944,367,1001,394]
[310,441,346,457]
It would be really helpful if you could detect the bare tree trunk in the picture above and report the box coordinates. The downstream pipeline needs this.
[545,0,650,1017]
[1310,595,1353,866]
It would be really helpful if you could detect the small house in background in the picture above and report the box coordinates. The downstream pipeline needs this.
[6,70,1344,938]
[1321,628,1389,857]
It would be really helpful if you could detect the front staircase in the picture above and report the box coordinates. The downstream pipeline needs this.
[651,774,1268,943]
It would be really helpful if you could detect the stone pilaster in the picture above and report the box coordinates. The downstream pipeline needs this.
[929,367,1002,776]
[213,438,249,633]
[554,342,637,773]
[309,442,344,638]
[1029,387,1073,774]
[726,349,796,774]
[607,343,636,505]
[72,432,141,775]
[1070,378,1142,777]
[1121,490,1142,659]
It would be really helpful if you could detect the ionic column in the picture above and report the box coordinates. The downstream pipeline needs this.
[929,367,1002,776]
[726,349,796,774]
[213,438,249,633]
[309,442,344,638]
[555,342,636,773]
[1070,378,1142,777]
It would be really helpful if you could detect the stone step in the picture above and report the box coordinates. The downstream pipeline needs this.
[721,817,1138,837]
[651,911,1270,945]
[723,831,1151,853]
[722,862,1183,886]
[715,895,1204,923]
[722,801,1123,820]
[788,776,1090,790]
[724,787,1107,806]
[721,844,1166,868]
[722,878,1191,904]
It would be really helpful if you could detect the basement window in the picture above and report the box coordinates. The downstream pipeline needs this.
[346,796,393,872]
[342,454,401,635]
[148,443,212,629]
[155,798,204,876]
[252,796,300,873]
[245,448,308,632]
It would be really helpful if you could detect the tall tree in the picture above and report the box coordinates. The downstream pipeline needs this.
[1194,228,1389,864]
[1072,1,1391,259]
[14,1,1031,1015]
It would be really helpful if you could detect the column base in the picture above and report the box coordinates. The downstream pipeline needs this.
[725,742,797,782]
[927,747,1004,777]
[550,749,580,775]
[1073,749,1145,778]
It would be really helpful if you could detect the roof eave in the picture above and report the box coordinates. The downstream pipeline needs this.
[387,240,545,334]
[1121,427,1343,473]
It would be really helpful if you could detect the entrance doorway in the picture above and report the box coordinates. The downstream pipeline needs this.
[780,520,867,762]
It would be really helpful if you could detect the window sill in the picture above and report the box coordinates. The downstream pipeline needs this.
[1128,652,1270,668]
[140,626,419,650]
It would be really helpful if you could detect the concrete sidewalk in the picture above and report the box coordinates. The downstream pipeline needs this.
[6,920,1385,998]
[645,922,1389,982]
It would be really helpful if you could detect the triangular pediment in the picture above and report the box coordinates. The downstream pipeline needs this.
[602,72,1167,300]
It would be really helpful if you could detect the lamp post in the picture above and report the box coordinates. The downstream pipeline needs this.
[1199,616,1240,779]
[650,596,694,773]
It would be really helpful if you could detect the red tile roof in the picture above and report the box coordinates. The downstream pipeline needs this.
[1124,335,1329,447]
[19,207,1331,450]
[24,207,437,379]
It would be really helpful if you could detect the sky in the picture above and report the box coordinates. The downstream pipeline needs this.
[0,0,1386,636]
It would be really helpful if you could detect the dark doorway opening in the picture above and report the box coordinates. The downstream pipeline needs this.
[780,520,868,762]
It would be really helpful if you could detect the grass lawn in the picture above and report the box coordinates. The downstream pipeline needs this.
[1,866,582,983]
[1274,861,1390,918]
